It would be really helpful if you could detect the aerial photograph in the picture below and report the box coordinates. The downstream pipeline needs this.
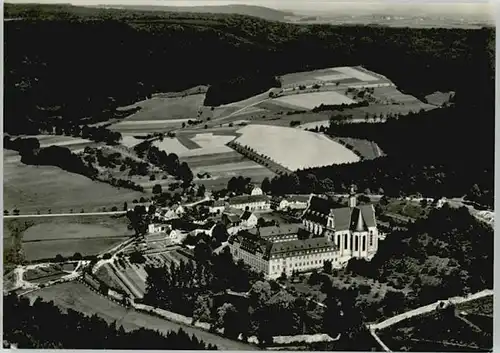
[2,0,495,351]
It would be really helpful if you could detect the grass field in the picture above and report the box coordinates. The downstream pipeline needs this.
[23,237,129,261]
[24,281,255,350]
[4,215,132,261]
[279,66,387,88]
[273,91,356,110]
[186,151,234,168]
[153,133,237,157]
[233,125,360,171]
[121,135,144,148]
[4,153,143,214]
[117,94,205,121]
[33,135,96,152]
[22,222,127,241]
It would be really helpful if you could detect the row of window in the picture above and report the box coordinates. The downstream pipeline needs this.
[338,233,375,251]
[272,258,337,273]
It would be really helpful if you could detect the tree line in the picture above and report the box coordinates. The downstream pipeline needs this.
[3,294,218,350]
[134,142,193,185]
[4,136,99,179]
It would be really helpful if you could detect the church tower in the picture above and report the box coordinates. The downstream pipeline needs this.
[348,185,357,208]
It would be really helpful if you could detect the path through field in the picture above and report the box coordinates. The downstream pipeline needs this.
[4,211,127,219]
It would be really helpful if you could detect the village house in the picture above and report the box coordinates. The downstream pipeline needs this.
[228,194,270,212]
[173,204,185,217]
[251,186,264,196]
[148,223,169,234]
[301,188,379,263]
[271,195,310,211]
[221,208,258,228]
[240,210,258,228]
[209,199,227,214]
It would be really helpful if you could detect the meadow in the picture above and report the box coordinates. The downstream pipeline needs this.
[117,94,205,121]
[4,154,143,214]
[22,237,129,261]
[4,215,132,262]
[234,125,360,171]
[279,66,389,88]
[273,91,356,110]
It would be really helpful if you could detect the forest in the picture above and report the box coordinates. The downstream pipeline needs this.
[345,204,493,312]
[4,3,494,134]
[3,294,218,349]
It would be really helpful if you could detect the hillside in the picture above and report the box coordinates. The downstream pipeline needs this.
[92,4,295,22]
[4,3,494,136]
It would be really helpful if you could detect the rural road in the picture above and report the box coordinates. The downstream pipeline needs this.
[4,211,127,219]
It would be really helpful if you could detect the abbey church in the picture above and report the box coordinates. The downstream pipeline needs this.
[302,187,379,264]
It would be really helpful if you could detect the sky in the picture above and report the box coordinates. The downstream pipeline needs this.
[5,0,495,16]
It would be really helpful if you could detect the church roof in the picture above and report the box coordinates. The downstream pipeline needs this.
[259,224,301,238]
[240,211,254,221]
[268,237,337,256]
[230,229,336,258]
[228,194,269,205]
[302,196,376,231]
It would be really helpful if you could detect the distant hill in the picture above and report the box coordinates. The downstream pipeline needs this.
[92,4,294,22]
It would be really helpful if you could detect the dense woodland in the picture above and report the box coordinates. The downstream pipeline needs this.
[3,294,217,349]
[346,205,493,315]
[4,3,494,134]
[143,247,376,349]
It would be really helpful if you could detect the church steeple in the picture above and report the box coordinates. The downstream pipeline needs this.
[348,185,357,208]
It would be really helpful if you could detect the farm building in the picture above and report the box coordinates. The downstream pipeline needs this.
[271,195,310,211]
[209,199,227,214]
[221,208,257,229]
[251,186,264,196]
[240,211,258,228]
[148,223,170,234]
[302,188,379,264]
[172,204,185,216]
[228,194,270,212]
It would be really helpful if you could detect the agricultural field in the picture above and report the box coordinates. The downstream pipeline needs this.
[23,281,255,350]
[272,91,356,110]
[279,66,390,88]
[23,263,77,284]
[116,94,205,122]
[120,135,145,148]
[22,236,129,261]
[153,131,238,157]
[233,125,360,171]
[378,309,493,352]
[4,215,132,262]
[424,91,455,107]
[35,135,96,153]
[109,119,190,134]
[4,152,143,214]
